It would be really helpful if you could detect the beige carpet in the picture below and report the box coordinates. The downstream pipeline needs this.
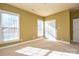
[0,38,79,56]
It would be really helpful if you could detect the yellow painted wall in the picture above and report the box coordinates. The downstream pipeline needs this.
[0,4,44,42]
[45,10,71,42]
[0,3,71,44]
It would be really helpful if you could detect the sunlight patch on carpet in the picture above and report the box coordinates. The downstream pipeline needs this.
[16,46,50,56]
[48,51,79,56]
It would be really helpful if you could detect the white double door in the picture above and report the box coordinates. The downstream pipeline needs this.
[73,18,79,42]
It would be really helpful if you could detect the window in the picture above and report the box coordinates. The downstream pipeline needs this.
[0,10,20,43]
[37,19,44,37]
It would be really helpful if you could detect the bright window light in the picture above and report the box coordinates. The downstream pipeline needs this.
[48,51,79,56]
[16,46,50,56]
[37,19,44,37]
[45,20,57,41]
[0,10,20,42]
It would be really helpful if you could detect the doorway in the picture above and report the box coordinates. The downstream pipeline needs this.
[73,18,79,42]
[45,20,57,41]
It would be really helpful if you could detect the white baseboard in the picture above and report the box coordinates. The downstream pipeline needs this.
[57,40,70,44]
[0,38,40,50]
[0,39,20,44]
[0,38,70,50]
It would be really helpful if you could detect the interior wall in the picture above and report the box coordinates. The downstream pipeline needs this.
[0,3,44,42]
[45,10,71,42]
[0,3,71,44]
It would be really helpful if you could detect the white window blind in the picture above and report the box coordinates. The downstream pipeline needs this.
[0,10,20,43]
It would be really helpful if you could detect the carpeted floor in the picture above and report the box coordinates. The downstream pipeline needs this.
[0,38,79,56]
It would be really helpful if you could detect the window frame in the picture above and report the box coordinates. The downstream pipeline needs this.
[37,19,44,37]
[0,10,20,44]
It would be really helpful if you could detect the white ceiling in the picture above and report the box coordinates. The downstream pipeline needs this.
[8,3,79,17]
